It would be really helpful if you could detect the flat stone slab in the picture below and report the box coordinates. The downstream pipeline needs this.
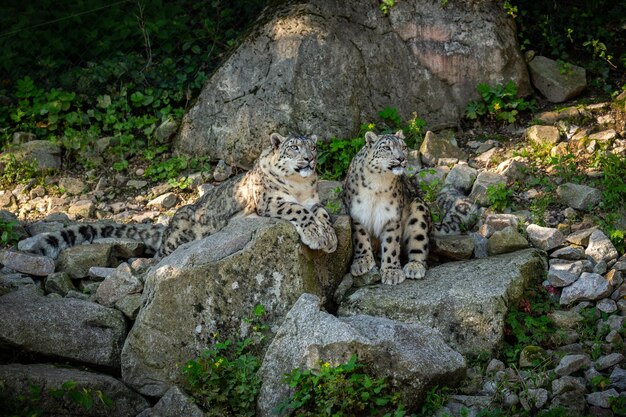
[338,248,547,355]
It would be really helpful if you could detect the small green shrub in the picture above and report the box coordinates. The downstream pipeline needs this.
[0,219,20,247]
[599,153,626,210]
[502,285,558,365]
[486,183,515,212]
[182,305,268,417]
[465,81,535,124]
[415,385,452,417]
[275,354,405,416]
[316,133,365,181]
[0,154,41,188]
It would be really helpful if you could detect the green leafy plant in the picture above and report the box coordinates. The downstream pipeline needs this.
[48,380,113,411]
[182,305,268,417]
[0,154,41,188]
[486,183,515,212]
[0,219,20,247]
[316,134,365,181]
[379,0,396,15]
[502,285,558,365]
[465,81,535,124]
[598,153,626,210]
[415,385,452,417]
[275,354,405,416]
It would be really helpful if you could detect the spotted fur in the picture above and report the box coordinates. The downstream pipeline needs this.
[343,131,431,285]
[432,184,479,236]
[19,133,337,259]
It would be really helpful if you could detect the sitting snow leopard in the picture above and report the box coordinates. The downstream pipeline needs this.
[343,131,432,285]
[19,133,337,258]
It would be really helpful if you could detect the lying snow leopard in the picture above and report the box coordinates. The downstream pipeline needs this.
[343,131,432,285]
[19,133,337,258]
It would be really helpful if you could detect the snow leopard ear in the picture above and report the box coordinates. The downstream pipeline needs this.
[270,133,286,149]
[310,134,318,144]
[395,130,405,139]
[364,131,378,147]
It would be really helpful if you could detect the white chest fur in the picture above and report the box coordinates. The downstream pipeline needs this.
[349,179,399,238]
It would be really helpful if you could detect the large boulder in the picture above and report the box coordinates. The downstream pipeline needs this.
[338,248,547,355]
[0,287,127,369]
[121,216,351,397]
[257,293,466,416]
[176,0,529,167]
[0,363,148,417]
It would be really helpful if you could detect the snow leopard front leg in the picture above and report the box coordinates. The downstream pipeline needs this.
[350,220,376,276]
[401,198,431,280]
[310,203,338,253]
[380,220,405,285]
[261,199,336,253]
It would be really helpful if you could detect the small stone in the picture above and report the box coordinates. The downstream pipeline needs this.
[483,214,519,232]
[528,56,586,103]
[502,392,519,408]
[567,227,598,246]
[495,157,528,181]
[548,259,584,287]
[44,272,75,296]
[618,299,626,315]
[147,192,178,210]
[551,375,586,396]
[549,310,583,329]
[560,272,612,305]
[127,180,148,189]
[213,160,233,182]
[0,250,55,276]
[555,354,591,376]
[526,224,565,251]
[115,293,143,320]
[153,118,179,142]
[444,163,477,193]
[593,260,608,275]
[586,388,619,408]
[518,345,550,368]
[526,125,561,146]
[519,388,548,411]
[485,359,505,376]
[432,235,475,260]
[58,177,87,196]
[487,227,529,255]
[197,183,215,197]
[550,245,586,260]
[0,273,36,294]
[57,244,114,279]
[589,129,617,142]
[610,367,626,391]
[606,330,622,345]
[595,353,624,371]
[88,267,117,281]
[68,199,95,219]
[65,289,90,301]
[550,391,587,416]
[468,171,506,207]
[586,229,619,264]
[597,298,618,314]
[94,263,143,307]
[419,131,468,166]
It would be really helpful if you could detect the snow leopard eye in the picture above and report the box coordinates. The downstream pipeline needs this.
[290,145,299,151]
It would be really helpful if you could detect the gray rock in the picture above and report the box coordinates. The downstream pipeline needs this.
[0,191,17,210]
[560,272,612,305]
[595,353,625,371]
[24,220,67,235]
[549,310,583,329]
[495,157,528,181]
[597,298,618,314]
[557,183,602,211]
[589,129,617,143]
[548,259,584,287]
[444,163,477,193]
[11,131,36,144]
[92,237,146,258]
[0,288,127,368]
[420,131,469,167]
[176,0,528,167]
[471,232,489,258]
[526,125,561,146]
[147,192,178,210]
[213,159,233,182]
[0,249,55,276]
[586,388,619,408]
[528,56,586,102]
[257,294,466,416]
[0,272,36,295]
[526,224,565,251]
[586,229,619,264]
[550,390,587,416]
[12,140,62,170]
[44,271,75,296]
[432,235,475,260]
[94,263,143,308]
[121,216,352,397]
[555,354,592,376]
[115,293,143,320]
[483,214,519,232]
[0,363,148,417]
[518,345,550,368]
[487,226,528,255]
[127,180,148,189]
[550,246,586,260]
[551,375,586,396]
[0,210,28,240]
[59,177,87,196]
[468,171,506,207]
[485,359,505,376]
[57,243,114,279]
[68,199,95,219]
[566,227,597,246]
[153,118,179,143]
[89,266,117,280]
[519,388,548,411]
[610,367,626,390]
[148,385,203,417]
[338,249,547,355]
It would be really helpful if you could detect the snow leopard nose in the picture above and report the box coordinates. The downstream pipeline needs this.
[397,156,406,166]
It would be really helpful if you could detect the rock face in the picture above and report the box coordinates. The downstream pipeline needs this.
[176,0,529,167]
[338,249,547,354]
[0,287,127,369]
[122,216,351,397]
[0,363,149,417]
[257,294,466,416]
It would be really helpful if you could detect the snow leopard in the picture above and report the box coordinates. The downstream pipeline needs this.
[18,133,337,258]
